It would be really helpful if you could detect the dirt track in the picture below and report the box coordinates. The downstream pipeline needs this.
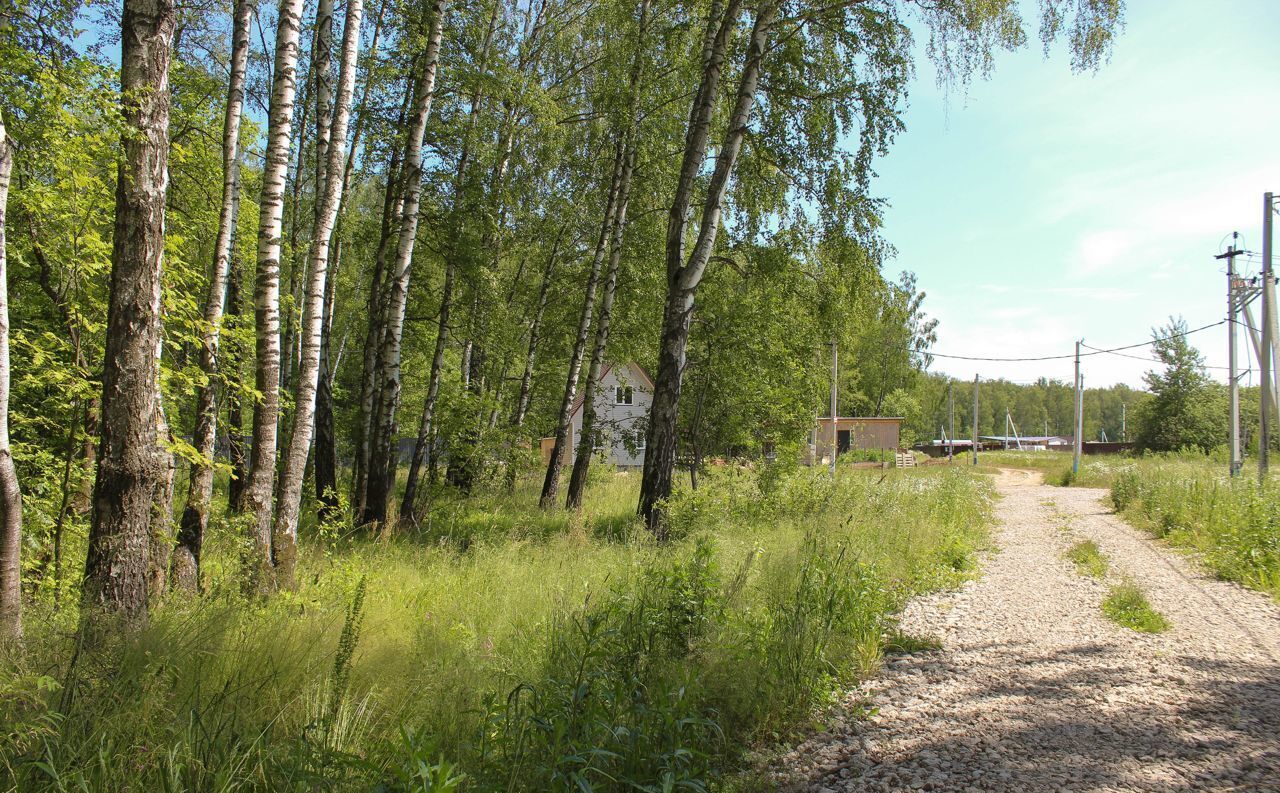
[775,468,1280,792]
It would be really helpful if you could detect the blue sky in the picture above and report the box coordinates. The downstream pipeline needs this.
[873,0,1280,388]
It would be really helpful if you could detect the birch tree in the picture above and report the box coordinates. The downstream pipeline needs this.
[537,146,624,508]
[359,0,445,529]
[81,0,177,622]
[0,114,20,640]
[240,0,306,589]
[172,0,253,592]
[272,0,364,586]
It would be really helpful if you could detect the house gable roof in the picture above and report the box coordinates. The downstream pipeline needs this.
[569,361,653,419]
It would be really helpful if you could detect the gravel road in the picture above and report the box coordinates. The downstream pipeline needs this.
[773,468,1280,792]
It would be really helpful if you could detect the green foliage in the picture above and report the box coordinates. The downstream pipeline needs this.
[1133,318,1226,454]
[1064,540,1109,578]
[0,467,992,791]
[1111,456,1280,599]
[1101,582,1169,633]
[903,374,1144,449]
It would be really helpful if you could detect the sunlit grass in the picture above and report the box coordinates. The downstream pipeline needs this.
[1101,581,1169,633]
[1,463,993,791]
[1065,539,1110,578]
[1111,455,1280,600]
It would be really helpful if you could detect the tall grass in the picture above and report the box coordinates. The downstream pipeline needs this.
[1112,456,1280,598]
[0,464,992,791]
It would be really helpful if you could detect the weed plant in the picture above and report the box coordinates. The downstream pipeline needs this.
[1065,540,1109,578]
[0,465,992,791]
[1101,582,1169,633]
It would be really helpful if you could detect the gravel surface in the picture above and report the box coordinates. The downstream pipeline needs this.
[772,468,1280,792]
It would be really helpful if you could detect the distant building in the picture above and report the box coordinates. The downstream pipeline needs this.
[540,361,653,470]
[979,435,1070,452]
[804,416,903,465]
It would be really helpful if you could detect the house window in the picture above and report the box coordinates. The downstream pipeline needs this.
[593,430,608,452]
[614,386,634,405]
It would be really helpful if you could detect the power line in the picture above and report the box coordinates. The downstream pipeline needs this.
[1080,343,1233,371]
[926,319,1226,363]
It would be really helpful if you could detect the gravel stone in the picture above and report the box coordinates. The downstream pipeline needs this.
[770,469,1280,792]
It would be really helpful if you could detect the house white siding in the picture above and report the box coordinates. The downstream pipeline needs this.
[567,362,652,469]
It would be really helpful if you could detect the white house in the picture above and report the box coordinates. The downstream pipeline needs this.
[541,361,654,470]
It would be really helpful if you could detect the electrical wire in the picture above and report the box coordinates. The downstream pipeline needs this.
[926,319,1226,363]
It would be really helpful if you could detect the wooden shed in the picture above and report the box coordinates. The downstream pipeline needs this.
[805,417,903,465]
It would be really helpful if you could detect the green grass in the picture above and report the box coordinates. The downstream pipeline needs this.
[1101,581,1170,633]
[1111,455,1280,599]
[1,464,993,792]
[1064,539,1110,578]
[975,451,1131,488]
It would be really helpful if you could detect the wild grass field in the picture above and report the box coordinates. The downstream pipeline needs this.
[1112,456,1280,600]
[0,463,992,792]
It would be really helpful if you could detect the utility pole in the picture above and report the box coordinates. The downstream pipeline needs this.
[971,374,979,465]
[1073,340,1082,475]
[1121,402,1126,443]
[1218,236,1245,477]
[947,380,954,462]
[829,338,838,476]
[1004,408,1010,450]
[1262,193,1275,484]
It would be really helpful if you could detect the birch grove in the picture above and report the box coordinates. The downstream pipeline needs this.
[0,0,1122,636]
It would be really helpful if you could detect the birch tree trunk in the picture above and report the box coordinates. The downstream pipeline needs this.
[146,339,175,600]
[352,75,411,517]
[81,0,176,623]
[638,1,776,535]
[240,0,306,591]
[317,0,386,517]
[0,117,21,641]
[359,0,445,529]
[172,0,252,592]
[396,0,503,526]
[272,0,364,587]
[538,145,625,508]
[565,0,648,509]
[511,230,561,431]
[226,257,248,510]
[314,238,341,517]
[566,143,634,509]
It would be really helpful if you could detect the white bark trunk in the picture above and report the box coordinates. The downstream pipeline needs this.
[173,0,252,592]
[0,116,22,640]
[241,0,306,591]
[360,0,446,527]
[272,0,365,587]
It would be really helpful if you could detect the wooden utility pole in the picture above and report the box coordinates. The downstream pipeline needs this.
[971,375,979,465]
[829,338,838,475]
[1263,193,1275,484]
[947,380,954,462]
[1218,237,1245,477]
[1073,340,1083,476]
